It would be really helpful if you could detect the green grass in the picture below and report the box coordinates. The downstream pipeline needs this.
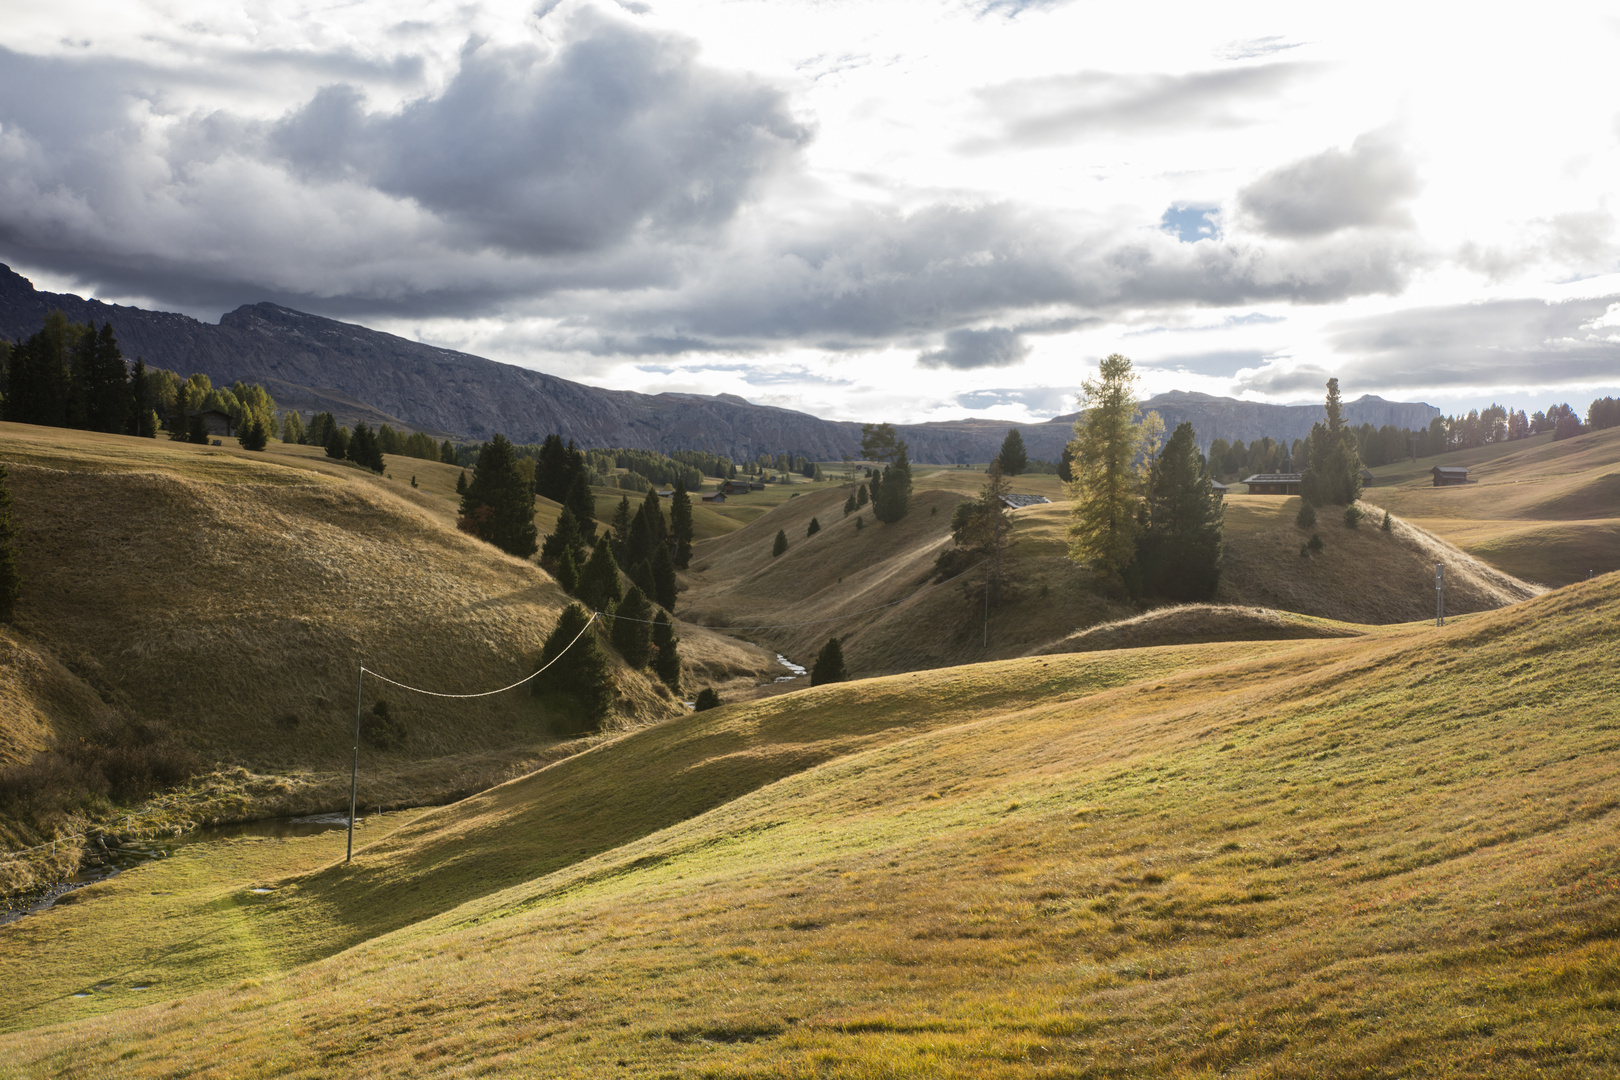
[4,574,1619,1075]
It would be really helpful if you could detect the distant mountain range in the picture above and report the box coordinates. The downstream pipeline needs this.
[0,263,1439,463]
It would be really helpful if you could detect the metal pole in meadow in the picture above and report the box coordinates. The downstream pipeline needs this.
[348,664,363,862]
[1435,563,1444,627]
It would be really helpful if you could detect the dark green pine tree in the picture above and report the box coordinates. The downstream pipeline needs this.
[652,610,680,691]
[455,469,468,495]
[532,603,615,730]
[128,358,157,436]
[0,463,19,621]
[324,421,349,458]
[4,313,74,427]
[641,486,668,550]
[810,637,847,686]
[868,470,882,508]
[843,491,857,517]
[1057,442,1076,483]
[439,439,456,464]
[187,412,211,444]
[873,442,913,523]
[541,505,587,565]
[579,535,624,613]
[856,483,869,508]
[458,434,537,558]
[1132,421,1224,601]
[610,585,655,668]
[348,421,385,472]
[772,529,788,557]
[534,434,571,503]
[651,544,677,612]
[565,471,597,544]
[555,546,581,596]
[1300,378,1364,507]
[610,495,634,564]
[237,412,269,451]
[86,323,129,434]
[806,516,820,537]
[630,558,656,599]
[997,427,1028,476]
[670,482,694,568]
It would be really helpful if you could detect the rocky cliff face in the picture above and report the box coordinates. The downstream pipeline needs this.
[0,263,1437,462]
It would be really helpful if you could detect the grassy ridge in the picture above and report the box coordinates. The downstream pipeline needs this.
[3,575,1618,1075]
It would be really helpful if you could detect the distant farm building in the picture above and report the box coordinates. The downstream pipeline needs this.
[1360,467,1375,485]
[722,480,752,495]
[999,494,1052,509]
[1432,466,1470,487]
[1210,481,1228,500]
[165,408,236,436]
[701,491,727,503]
[1242,472,1302,495]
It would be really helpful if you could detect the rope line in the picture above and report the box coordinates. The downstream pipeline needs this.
[359,611,600,698]
[598,559,990,630]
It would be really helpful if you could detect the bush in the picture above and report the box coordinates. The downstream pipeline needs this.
[1308,532,1324,553]
[772,529,788,557]
[360,700,407,750]
[854,515,864,531]
[0,717,198,822]
[1295,501,1317,529]
[693,688,722,712]
[807,517,820,537]
[1382,510,1393,532]
[1343,505,1364,529]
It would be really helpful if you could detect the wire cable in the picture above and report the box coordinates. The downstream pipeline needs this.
[359,611,599,698]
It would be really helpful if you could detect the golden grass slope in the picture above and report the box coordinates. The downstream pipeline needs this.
[0,423,777,808]
[3,573,1618,1076]
[1365,425,1620,586]
[1038,604,1364,654]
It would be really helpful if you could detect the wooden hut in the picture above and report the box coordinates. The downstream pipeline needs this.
[1242,472,1303,495]
[1431,466,1470,487]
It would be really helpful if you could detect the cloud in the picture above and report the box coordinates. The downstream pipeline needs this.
[1216,37,1306,62]
[1458,210,1619,281]
[964,62,1308,152]
[1233,296,1620,395]
[1139,349,1272,377]
[0,4,807,312]
[918,326,1030,369]
[1238,131,1419,237]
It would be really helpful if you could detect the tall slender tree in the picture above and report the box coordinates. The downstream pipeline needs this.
[1067,353,1146,587]
[565,471,597,544]
[652,610,680,690]
[457,434,537,558]
[611,586,655,668]
[579,536,624,613]
[651,544,677,611]
[996,428,1028,476]
[532,603,615,728]
[670,481,694,568]
[873,442,913,523]
[1132,421,1223,600]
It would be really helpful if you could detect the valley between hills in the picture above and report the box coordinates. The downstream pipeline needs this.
[0,419,1617,1077]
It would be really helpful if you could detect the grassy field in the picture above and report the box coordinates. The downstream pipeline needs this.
[1361,426,1620,586]
[2,571,1616,1076]
[0,424,782,882]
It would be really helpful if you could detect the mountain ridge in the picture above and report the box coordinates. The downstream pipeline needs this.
[0,263,1438,461]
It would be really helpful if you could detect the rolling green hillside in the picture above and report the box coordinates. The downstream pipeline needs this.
[2,573,1616,1076]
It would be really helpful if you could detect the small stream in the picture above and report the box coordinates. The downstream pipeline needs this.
[773,653,808,683]
[0,813,359,927]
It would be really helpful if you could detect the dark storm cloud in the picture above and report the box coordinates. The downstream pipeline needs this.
[1239,131,1419,237]
[963,62,1308,152]
[268,15,809,254]
[918,327,1030,369]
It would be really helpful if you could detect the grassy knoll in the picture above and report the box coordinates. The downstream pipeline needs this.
[0,424,778,882]
[3,574,1618,1076]
[1363,425,1620,586]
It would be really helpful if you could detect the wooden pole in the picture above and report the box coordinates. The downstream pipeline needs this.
[348,664,362,862]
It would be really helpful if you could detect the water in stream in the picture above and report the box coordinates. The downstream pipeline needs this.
[0,813,360,926]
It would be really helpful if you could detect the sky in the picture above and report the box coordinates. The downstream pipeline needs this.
[2,0,1618,425]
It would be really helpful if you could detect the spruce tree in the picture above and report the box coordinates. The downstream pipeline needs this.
[873,442,913,523]
[534,434,570,502]
[772,529,788,557]
[555,546,581,596]
[5,314,74,427]
[651,544,677,611]
[439,439,456,464]
[630,558,656,599]
[188,412,210,444]
[237,412,269,451]
[868,469,882,508]
[348,421,384,472]
[0,463,19,621]
[1132,421,1223,601]
[541,505,586,565]
[580,536,623,612]
[641,486,667,547]
[670,482,694,568]
[856,482,869,507]
[611,585,655,668]
[565,471,597,543]
[997,428,1028,476]
[843,491,857,517]
[455,469,468,495]
[457,434,537,558]
[628,507,654,569]
[652,610,680,690]
[324,421,348,458]
[532,603,615,729]
[1067,353,1145,586]
[87,323,129,434]
[610,495,634,564]
[807,516,821,537]
[811,637,847,686]
[128,357,152,436]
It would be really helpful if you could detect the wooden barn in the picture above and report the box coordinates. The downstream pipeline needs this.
[1242,472,1303,495]
[1432,466,1470,487]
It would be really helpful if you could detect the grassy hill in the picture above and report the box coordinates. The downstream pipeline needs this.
[0,423,780,878]
[1362,425,1620,586]
[2,572,1617,1076]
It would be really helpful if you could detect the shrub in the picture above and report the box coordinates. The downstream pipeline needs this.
[0,717,198,822]
[1382,510,1393,532]
[360,700,407,749]
[1344,505,1365,529]
[693,688,721,712]
[1295,501,1317,529]
[807,517,820,537]
[855,515,864,531]
[772,529,788,557]
[1308,532,1324,553]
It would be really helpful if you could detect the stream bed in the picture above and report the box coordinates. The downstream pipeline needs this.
[0,813,361,927]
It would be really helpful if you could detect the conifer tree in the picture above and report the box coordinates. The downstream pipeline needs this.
[281,410,304,444]
[1131,421,1223,600]
[693,687,722,711]
[641,486,667,547]
[541,505,588,566]
[670,482,694,568]
[237,411,269,451]
[565,471,597,543]
[652,610,680,690]
[457,434,537,558]
[348,421,384,472]
[807,516,820,537]
[772,529,788,557]
[324,421,349,458]
[868,469,883,508]
[4,313,74,427]
[555,546,581,596]
[630,558,656,599]
[128,357,153,436]
[534,434,571,503]
[0,463,18,621]
[87,323,129,434]
[455,469,468,495]
[1067,353,1145,587]
[873,442,913,523]
[188,412,210,444]
[439,439,456,464]
[611,586,655,668]
[532,603,615,729]
[580,536,623,612]
[856,482,869,507]
[651,544,677,611]
[811,637,847,686]
[997,428,1028,476]
[843,491,857,517]
[1300,378,1364,506]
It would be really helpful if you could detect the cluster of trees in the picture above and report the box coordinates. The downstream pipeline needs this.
[582,447,706,491]
[1066,354,1224,600]
[3,314,167,439]
[858,423,914,523]
[670,449,736,479]
[1299,379,1365,508]
[741,452,822,480]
